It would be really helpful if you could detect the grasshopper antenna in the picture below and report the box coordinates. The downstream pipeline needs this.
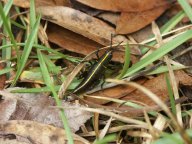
[116,41,123,47]
[112,41,124,52]
[110,33,123,50]
[110,33,113,49]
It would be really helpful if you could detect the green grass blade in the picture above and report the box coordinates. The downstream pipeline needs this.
[37,49,74,144]
[11,20,26,30]
[29,0,36,29]
[0,2,19,65]
[11,85,61,93]
[177,0,192,22]
[141,11,185,54]
[123,30,192,78]
[0,43,82,63]
[14,6,26,27]
[153,129,192,144]
[11,15,41,86]
[29,0,37,43]
[94,134,116,144]
[37,50,56,89]
[160,11,185,33]
[35,44,81,63]
[11,78,80,93]
[30,55,63,60]
[147,65,189,75]
[2,24,11,78]
[154,132,183,144]
[0,0,13,27]
[0,67,12,75]
[43,55,61,74]
[116,43,130,79]
[165,74,176,115]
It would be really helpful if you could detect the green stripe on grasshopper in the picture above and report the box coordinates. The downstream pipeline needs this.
[73,50,113,94]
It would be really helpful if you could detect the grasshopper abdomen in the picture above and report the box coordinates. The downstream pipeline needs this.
[73,50,113,94]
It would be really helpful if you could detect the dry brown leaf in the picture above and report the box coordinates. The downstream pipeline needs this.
[0,136,31,144]
[97,12,119,26]
[120,70,192,106]
[37,6,125,44]
[116,6,170,34]
[0,120,89,144]
[2,0,71,8]
[47,23,102,58]
[70,0,103,16]
[86,70,192,107]
[85,79,146,105]
[77,0,170,12]
[37,6,140,55]
[0,98,17,121]
[47,23,138,63]
[0,88,91,132]
[130,25,153,43]
[188,0,192,5]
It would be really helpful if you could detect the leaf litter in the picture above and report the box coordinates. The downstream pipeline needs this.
[1,0,192,143]
[0,120,89,144]
[0,88,91,133]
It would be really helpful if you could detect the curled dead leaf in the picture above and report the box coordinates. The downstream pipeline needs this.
[0,120,89,144]
[37,6,140,55]
[131,25,153,42]
[0,88,91,132]
[2,0,71,8]
[86,70,192,114]
[47,23,139,63]
[47,23,102,58]
[116,5,170,34]
[77,0,170,12]
[85,79,146,105]
[37,6,125,44]
[119,70,192,106]
[97,12,119,26]
[0,98,17,121]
